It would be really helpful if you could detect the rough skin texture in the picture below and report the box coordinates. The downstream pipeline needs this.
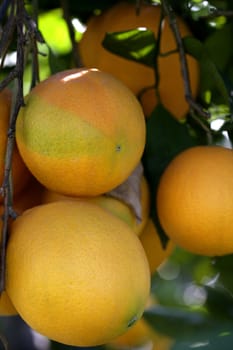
[6,200,151,346]
[157,146,233,256]
[16,68,146,196]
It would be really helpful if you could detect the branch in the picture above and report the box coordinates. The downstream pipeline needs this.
[0,5,16,70]
[60,0,83,68]
[200,9,233,19]
[23,5,45,89]
[161,0,210,120]
[0,0,43,293]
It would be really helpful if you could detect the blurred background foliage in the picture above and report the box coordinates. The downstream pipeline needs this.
[0,0,233,349]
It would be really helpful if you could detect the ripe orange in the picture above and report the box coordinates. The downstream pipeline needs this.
[109,314,153,348]
[108,295,155,349]
[157,146,233,256]
[6,200,150,346]
[0,291,17,316]
[140,219,175,275]
[0,178,43,317]
[152,333,174,350]
[79,2,199,119]
[0,220,17,316]
[16,68,146,197]
[42,174,150,235]
[42,189,136,231]
[109,295,174,350]
[0,88,31,203]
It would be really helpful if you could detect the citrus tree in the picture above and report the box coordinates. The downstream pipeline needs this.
[0,0,233,349]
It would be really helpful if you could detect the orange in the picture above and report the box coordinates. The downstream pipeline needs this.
[152,333,174,350]
[108,295,174,350]
[0,88,31,203]
[157,145,233,256]
[42,189,136,232]
[0,177,43,316]
[108,295,155,349]
[0,291,17,316]
[79,2,199,119]
[6,200,150,346]
[140,219,175,275]
[109,315,153,348]
[42,174,150,235]
[0,220,17,316]
[16,68,146,197]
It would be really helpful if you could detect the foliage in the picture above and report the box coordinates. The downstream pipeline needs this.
[0,0,233,349]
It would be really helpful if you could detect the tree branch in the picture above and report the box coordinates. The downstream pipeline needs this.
[161,0,210,120]
[60,0,83,68]
[0,0,43,293]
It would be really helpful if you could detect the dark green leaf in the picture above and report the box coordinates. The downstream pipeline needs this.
[183,36,230,107]
[205,285,233,320]
[144,305,213,339]
[142,104,199,244]
[102,28,157,67]
[212,254,233,294]
[183,35,204,60]
[204,22,233,71]
[173,331,233,350]
[48,49,72,75]
[143,104,199,190]
[144,304,233,347]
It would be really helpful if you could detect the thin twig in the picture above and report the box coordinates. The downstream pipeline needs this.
[161,0,210,120]
[60,0,83,68]
[0,0,42,293]
[200,9,233,19]
[138,2,163,106]
[0,69,18,91]
[23,6,45,89]
[0,6,16,70]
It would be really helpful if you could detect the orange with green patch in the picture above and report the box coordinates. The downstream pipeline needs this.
[16,68,146,196]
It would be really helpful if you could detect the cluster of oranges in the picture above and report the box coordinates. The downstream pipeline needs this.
[0,67,173,348]
[0,2,233,349]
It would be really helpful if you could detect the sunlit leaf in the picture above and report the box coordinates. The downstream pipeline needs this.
[38,8,72,54]
[102,28,157,67]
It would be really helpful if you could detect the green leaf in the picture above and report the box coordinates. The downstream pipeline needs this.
[144,305,212,339]
[144,304,233,347]
[48,49,72,75]
[213,254,233,294]
[183,36,230,107]
[102,28,157,67]
[204,22,233,71]
[38,8,72,55]
[142,104,199,246]
[143,104,199,187]
[183,35,204,60]
[205,285,233,320]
